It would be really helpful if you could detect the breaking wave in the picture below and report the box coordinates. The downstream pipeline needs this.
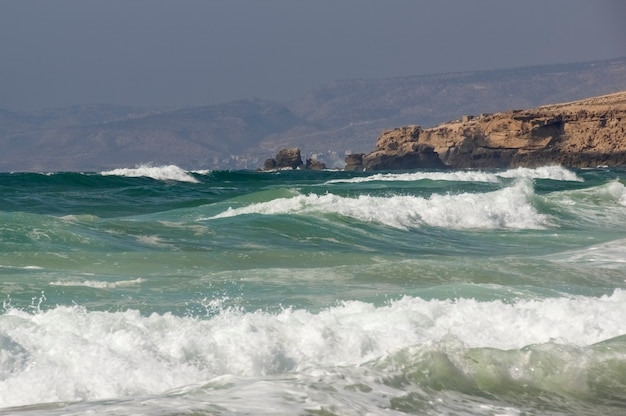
[206,179,550,230]
[100,164,199,183]
[326,166,583,184]
[1,290,624,408]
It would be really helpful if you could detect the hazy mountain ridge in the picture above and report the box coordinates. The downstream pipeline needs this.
[278,58,626,154]
[1,57,626,171]
[0,99,308,171]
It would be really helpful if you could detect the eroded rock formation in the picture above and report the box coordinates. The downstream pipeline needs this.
[263,148,303,170]
[262,148,326,170]
[344,153,365,171]
[305,158,326,171]
[349,91,626,170]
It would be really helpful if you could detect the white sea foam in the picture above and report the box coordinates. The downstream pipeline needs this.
[0,290,624,408]
[49,278,145,289]
[326,171,501,184]
[59,214,100,223]
[327,166,582,184]
[100,164,199,183]
[0,265,44,270]
[191,169,212,175]
[496,165,583,181]
[207,180,550,230]
[608,180,626,206]
[136,234,172,248]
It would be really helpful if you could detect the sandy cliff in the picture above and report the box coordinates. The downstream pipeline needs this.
[350,91,626,170]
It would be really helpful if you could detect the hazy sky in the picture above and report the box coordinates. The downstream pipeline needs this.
[1,0,625,111]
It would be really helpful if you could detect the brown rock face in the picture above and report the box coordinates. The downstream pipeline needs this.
[263,158,277,170]
[305,158,327,170]
[344,153,365,171]
[261,148,327,170]
[262,147,331,170]
[354,91,626,170]
[274,148,304,169]
[360,126,448,170]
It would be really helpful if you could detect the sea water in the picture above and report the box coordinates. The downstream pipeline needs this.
[0,165,625,415]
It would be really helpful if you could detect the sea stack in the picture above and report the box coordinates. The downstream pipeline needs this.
[262,148,327,170]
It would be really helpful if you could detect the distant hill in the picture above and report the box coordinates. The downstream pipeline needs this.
[274,57,626,159]
[1,57,626,171]
[0,99,306,171]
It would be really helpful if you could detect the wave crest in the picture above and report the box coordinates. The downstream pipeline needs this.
[327,166,582,184]
[1,290,624,408]
[207,180,550,230]
[100,164,199,183]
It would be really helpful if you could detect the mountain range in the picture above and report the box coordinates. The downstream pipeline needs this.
[2,56,626,171]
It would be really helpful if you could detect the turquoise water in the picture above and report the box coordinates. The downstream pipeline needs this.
[1,165,625,415]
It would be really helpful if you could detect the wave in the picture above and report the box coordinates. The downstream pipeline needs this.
[326,166,583,184]
[1,290,624,409]
[100,164,199,183]
[49,278,146,289]
[543,180,626,228]
[205,179,550,230]
[0,265,44,271]
[543,238,626,270]
[376,336,626,413]
[497,165,583,181]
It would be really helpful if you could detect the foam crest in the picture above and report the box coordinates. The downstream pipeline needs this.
[573,180,626,204]
[100,164,199,183]
[326,171,501,184]
[49,278,145,289]
[0,291,624,408]
[497,165,583,181]
[609,180,626,206]
[0,265,43,270]
[327,166,582,184]
[208,180,550,230]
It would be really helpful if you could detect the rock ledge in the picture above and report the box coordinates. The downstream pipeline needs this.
[348,91,626,170]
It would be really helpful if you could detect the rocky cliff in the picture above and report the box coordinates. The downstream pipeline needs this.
[350,91,626,170]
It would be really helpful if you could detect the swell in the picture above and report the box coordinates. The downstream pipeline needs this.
[377,337,626,414]
[3,175,626,271]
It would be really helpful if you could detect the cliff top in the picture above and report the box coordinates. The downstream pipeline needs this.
[357,90,626,170]
[439,90,626,130]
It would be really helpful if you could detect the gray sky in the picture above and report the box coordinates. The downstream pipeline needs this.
[1,0,625,111]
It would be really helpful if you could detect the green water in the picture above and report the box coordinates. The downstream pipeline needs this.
[0,165,625,415]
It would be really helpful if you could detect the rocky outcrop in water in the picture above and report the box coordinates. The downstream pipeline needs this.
[343,153,365,171]
[350,91,626,170]
[262,147,327,170]
[305,158,326,170]
[263,147,303,170]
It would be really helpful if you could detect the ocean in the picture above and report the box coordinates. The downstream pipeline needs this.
[1,164,625,415]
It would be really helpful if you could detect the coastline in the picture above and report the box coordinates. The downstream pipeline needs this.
[347,91,626,171]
